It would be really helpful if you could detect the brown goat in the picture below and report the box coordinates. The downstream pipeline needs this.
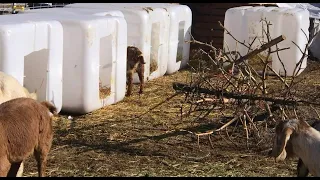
[126,46,145,96]
[270,119,320,177]
[0,98,57,177]
[0,71,38,177]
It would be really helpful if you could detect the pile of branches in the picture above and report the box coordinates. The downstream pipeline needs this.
[173,19,320,149]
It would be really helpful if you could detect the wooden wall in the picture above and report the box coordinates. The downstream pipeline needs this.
[182,3,253,49]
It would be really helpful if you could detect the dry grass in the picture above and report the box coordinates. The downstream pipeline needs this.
[21,60,320,177]
[99,79,111,99]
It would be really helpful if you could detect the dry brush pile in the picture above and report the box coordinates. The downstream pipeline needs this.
[171,19,320,151]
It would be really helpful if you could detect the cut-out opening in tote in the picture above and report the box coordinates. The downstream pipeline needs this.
[150,22,161,75]
[176,21,185,63]
[24,49,49,101]
[99,34,113,100]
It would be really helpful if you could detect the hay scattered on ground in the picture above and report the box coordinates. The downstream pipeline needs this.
[99,80,111,99]
[22,60,320,177]
[99,86,111,99]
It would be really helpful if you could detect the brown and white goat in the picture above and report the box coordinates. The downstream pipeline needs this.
[296,120,320,177]
[270,118,320,177]
[126,46,145,96]
[0,98,57,177]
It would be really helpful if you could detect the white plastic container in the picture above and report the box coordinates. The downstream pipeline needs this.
[151,3,192,74]
[21,11,128,114]
[0,13,63,112]
[223,6,253,60]
[109,3,192,74]
[224,6,310,76]
[66,3,170,81]
[23,6,125,18]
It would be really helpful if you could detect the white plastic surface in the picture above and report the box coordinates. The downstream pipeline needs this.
[21,11,128,114]
[66,3,170,81]
[224,6,310,76]
[223,6,252,61]
[0,13,63,112]
[276,3,320,19]
[110,3,192,74]
[23,7,124,18]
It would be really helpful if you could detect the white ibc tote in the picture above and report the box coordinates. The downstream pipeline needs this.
[21,11,127,114]
[23,6,124,17]
[0,13,63,112]
[66,3,170,81]
[224,6,310,76]
[114,3,192,74]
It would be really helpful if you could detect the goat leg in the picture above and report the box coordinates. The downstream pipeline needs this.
[138,63,144,95]
[34,150,48,177]
[7,162,23,177]
[126,71,133,97]
[0,158,11,177]
[34,144,52,178]
[297,158,309,177]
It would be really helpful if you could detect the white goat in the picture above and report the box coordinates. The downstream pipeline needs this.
[0,71,38,177]
[0,71,37,103]
[270,118,320,177]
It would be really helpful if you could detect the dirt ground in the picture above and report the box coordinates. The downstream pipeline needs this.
[22,60,320,177]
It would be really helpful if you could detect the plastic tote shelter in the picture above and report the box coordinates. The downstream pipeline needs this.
[0,13,63,112]
[110,3,192,75]
[66,3,170,82]
[224,6,310,76]
[276,3,320,62]
[22,6,125,18]
[21,10,128,114]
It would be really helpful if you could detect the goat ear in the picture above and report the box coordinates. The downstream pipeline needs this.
[274,127,293,162]
[138,55,146,64]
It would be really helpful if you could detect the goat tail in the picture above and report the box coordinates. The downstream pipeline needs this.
[41,101,57,116]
